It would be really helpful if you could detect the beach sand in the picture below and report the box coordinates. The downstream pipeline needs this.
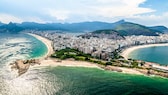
[27,33,54,58]
[29,33,144,75]
[28,33,100,68]
[121,43,168,59]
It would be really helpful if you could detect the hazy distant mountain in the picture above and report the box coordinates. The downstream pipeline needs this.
[0,20,167,36]
[60,21,114,32]
[67,20,126,32]
[18,22,66,31]
[17,21,114,32]
[0,22,24,33]
[149,26,168,33]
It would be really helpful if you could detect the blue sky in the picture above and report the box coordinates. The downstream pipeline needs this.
[0,0,168,27]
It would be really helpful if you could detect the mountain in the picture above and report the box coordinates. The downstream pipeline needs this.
[72,20,163,36]
[0,20,167,36]
[78,29,124,40]
[113,22,159,36]
[0,22,24,33]
[17,21,114,32]
[63,21,114,32]
[18,22,66,31]
[92,29,119,34]
[149,26,168,33]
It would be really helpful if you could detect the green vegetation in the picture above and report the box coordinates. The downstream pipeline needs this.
[105,62,113,65]
[51,48,146,69]
[90,22,161,36]
[51,48,168,78]
[112,50,124,59]
[92,29,119,34]
[51,48,107,65]
[51,48,92,61]
[131,60,139,68]
[114,22,159,36]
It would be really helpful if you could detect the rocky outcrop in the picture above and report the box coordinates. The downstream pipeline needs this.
[10,59,40,76]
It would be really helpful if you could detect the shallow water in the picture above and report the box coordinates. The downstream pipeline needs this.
[0,33,47,64]
[128,46,168,65]
[0,33,48,95]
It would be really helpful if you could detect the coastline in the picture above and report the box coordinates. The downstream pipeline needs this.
[121,43,168,59]
[12,33,168,77]
[27,33,54,59]
[27,33,101,69]
[27,33,143,75]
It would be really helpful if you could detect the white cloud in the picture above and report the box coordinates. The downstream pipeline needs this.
[38,0,154,23]
[89,0,154,18]
[23,17,47,23]
[47,9,70,21]
[125,12,168,27]
[122,0,146,7]
[0,0,162,26]
[0,13,23,23]
[0,13,47,24]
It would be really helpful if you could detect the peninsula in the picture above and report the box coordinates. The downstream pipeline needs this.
[10,31,168,78]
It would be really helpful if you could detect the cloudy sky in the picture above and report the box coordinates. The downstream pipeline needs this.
[0,0,168,26]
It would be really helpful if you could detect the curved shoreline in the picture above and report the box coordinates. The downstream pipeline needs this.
[27,33,54,59]
[121,43,168,59]
[10,33,168,78]
[27,33,144,75]
[27,33,101,69]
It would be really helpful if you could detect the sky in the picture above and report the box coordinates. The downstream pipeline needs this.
[0,0,168,27]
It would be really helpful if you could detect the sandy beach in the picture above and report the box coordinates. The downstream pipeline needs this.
[27,33,144,75]
[121,43,168,59]
[27,33,54,58]
[28,33,100,68]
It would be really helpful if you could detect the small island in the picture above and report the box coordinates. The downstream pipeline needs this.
[10,59,40,76]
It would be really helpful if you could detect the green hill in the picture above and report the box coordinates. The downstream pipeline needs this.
[114,22,159,36]
[92,29,119,34]
[149,26,168,33]
[79,29,124,40]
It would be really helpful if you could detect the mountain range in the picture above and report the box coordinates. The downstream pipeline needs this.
[0,20,168,36]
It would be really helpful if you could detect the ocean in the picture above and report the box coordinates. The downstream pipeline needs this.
[128,46,168,65]
[0,33,168,95]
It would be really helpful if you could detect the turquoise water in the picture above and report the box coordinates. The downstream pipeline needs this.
[45,66,168,95]
[26,34,48,58]
[0,32,47,63]
[0,33,168,95]
[128,46,168,65]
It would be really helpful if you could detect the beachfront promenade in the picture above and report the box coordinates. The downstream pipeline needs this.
[25,30,168,75]
[11,30,168,77]
[28,30,168,60]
